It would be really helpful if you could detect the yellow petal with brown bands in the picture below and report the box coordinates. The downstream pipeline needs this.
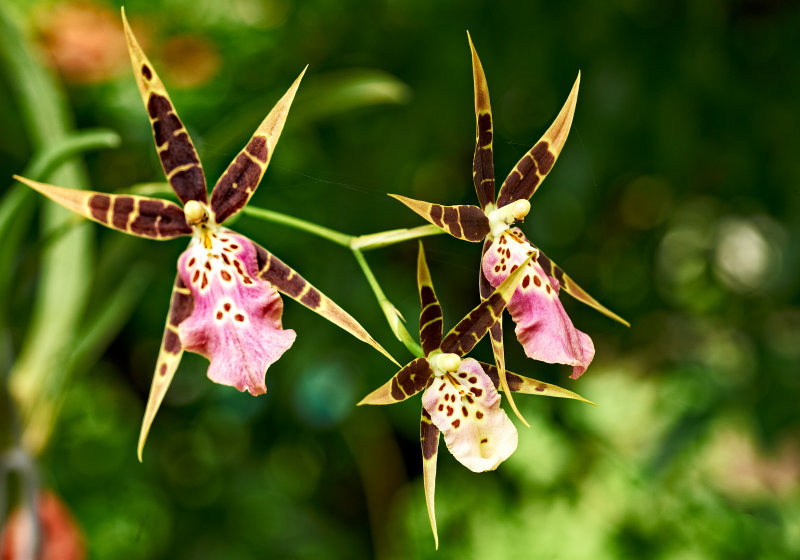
[496,73,580,207]
[138,274,195,461]
[210,67,307,224]
[122,8,207,206]
[14,175,192,240]
[421,408,440,549]
[467,31,495,210]
[417,243,443,356]
[357,357,433,405]
[479,362,596,405]
[252,241,399,366]
[440,253,533,356]
[389,194,490,242]
[535,244,630,327]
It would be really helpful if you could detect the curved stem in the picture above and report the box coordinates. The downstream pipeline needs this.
[352,248,424,358]
[351,224,443,251]
[241,206,353,247]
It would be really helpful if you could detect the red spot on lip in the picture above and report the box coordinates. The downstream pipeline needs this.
[468,377,477,384]
[452,419,461,428]
[216,311,223,320]
[188,257,196,267]
[192,270,200,283]
[533,275,542,287]
[224,303,231,311]
[476,411,484,419]
[234,313,245,322]
[221,270,232,281]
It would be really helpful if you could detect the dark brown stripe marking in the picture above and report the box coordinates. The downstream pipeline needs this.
[429,204,444,228]
[246,136,269,163]
[420,409,439,460]
[211,153,262,224]
[300,288,322,309]
[440,292,505,356]
[473,112,495,209]
[454,205,490,242]
[141,64,152,81]
[163,329,181,354]
[256,245,306,297]
[89,194,111,224]
[130,199,191,238]
[112,196,134,230]
[497,141,556,207]
[146,93,207,204]
[442,206,461,238]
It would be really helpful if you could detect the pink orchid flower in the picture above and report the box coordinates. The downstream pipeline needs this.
[387,33,627,424]
[360,243,592,547]
[14,10,395,460]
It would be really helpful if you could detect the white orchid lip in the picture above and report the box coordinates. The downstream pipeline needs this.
[486,199,530,238]
[429,352,461,376]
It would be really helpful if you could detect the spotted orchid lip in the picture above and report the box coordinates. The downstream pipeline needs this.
[483,230,594,378]
[177,231,296,395]
[422,358,517,473]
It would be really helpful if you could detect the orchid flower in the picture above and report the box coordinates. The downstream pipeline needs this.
[359,243,592,547]
[389,33,627,425]
[13,10,396,460]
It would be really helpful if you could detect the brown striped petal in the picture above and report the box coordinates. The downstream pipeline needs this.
[122,9,208,206]
[468,32,495,210]
[534,243,630,326]
[478,362,596,405]
[357,357,433,405]
[420,408,441,549]
[389,194,490,242]
[138,274,194,461]
[210,68,306,224]
[252,241,399,366]
[439,252,532,356]
[479,240,528,427]
[496,73,580,208]
[417,243,442,356]
[14,176,192,240]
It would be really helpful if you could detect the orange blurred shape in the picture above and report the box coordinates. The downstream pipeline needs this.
[36,1,127,83]
[0,491,85,560]
[160,35,221,89]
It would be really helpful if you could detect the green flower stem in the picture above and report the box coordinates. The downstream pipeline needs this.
[241,206,354,247]
[350,224,443,251]
[352,248,424,358]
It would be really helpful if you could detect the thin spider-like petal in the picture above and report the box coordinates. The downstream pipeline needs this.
[534,245,630,326]
[210,68,307,224]
[122,9,207,205]
[478,362,596,405]
[482,229,594,378]
[177,232,296,394]
[468,32,495,210]
[479,239,529,427]
[253,242,398,366]
[495,73,580,208]
[138,274,194,461]
[388,194,489,242]
[420,408,440,549]
[417,243,442,356]
[422,358,517,472]
[13,176,191,240]
[440,253,531,356]
[358,357,434,405]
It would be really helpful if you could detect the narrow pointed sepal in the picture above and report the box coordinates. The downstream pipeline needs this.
[420,408,440,549]
[138,274,194,461]
[480,240,528,427]
[467,32,495,210]
[14,176,192,240]
[210,67,307,224]
[479,362,596,405]
[440,252,533,356]
[496,72,580,207]
[483,229,594,378]
[535,245,630,326]
[389,194,490,242]
[422,358,517,472]
[253,242,399,366]
[178,232,296,394]
[417,243,442,356]
[358,357,433,405]
[121,9,207,205]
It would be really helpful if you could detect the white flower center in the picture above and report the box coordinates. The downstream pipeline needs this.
[486,199,531,238]
[429,352,461,377]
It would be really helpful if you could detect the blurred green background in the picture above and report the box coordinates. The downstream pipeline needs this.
[1,0,799,558]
